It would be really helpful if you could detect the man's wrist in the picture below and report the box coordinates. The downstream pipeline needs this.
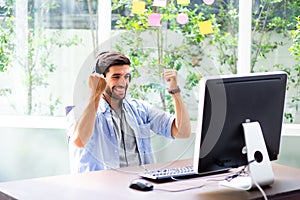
[168,86,181,94]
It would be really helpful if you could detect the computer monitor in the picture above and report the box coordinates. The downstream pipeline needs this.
[193,71,287,189]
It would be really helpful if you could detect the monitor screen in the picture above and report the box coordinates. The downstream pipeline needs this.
[193,71,287,174]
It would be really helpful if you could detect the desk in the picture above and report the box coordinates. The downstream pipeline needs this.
[0,159,300,200]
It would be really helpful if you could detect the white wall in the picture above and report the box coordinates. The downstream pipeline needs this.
[0,127,69,182]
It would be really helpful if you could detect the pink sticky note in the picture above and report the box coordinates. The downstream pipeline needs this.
[203,0,215,5]
[198,20,214,35]
[176,13,189,25]
[177,0,190,5]
[132,1,146,14]
[153,0,167,7]
[148,13,162,27]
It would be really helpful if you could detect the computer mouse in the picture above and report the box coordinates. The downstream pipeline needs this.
[129,179,154,191]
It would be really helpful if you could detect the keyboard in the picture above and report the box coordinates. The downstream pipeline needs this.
[139,166,199,181]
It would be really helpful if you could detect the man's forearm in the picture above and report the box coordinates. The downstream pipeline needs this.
[171,93,191,138]
[72,95,100,148]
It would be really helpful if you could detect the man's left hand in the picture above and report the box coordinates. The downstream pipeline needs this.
[162,69,178,90]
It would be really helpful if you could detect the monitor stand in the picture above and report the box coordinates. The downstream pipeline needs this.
[219,121,274,190]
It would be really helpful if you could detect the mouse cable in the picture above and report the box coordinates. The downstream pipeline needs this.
[154,172,237,193]
[153,182,206,193]
[153,173,234,193]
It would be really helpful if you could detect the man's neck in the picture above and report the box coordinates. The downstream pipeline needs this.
[102,93,122,110]
[111,100,122,111]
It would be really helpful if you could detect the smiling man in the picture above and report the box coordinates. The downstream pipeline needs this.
[67,51,191,173]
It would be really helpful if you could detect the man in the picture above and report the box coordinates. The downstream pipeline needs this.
[67,51,191,173]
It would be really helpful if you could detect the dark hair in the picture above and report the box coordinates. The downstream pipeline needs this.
[94,51,131,76]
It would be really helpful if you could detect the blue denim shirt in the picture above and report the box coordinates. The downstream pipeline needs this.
[66,98,175,173]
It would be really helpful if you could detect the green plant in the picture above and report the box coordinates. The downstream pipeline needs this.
[17,1,82,115]
[112,0,204,112]
[111,0,300,123]
[23,28,81,115]
[0,0,14,96]
[281,16,300,123]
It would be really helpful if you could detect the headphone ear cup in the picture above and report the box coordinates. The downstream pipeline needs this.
[92,65,105,76]
[92,64,97,74]
[128,74,132,82]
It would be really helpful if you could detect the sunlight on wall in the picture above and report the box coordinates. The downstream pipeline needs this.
[0,127,69,182]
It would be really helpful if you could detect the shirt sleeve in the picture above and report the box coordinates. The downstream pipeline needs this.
[148,104,175,139]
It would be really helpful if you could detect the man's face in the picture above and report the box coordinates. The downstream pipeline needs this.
[104,65,131,100]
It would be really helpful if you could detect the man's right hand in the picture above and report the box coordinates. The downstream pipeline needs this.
[89,73,107,99]
[72,73,107,148]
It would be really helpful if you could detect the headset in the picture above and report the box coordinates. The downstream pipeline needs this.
[92,51,132,83]
[92,51,109,75]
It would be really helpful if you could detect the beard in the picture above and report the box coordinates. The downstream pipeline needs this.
[105,86,126,101]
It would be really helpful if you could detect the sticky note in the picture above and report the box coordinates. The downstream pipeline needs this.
[148,13,162,26]
[203,0,215,5]
[132,1,146,14]
[177,0,190,5]
[153,0,167,7]
[176,13,189,25]
[198,20,214,35]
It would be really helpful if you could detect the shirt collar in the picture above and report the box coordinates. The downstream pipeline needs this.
[99,98,111,114]
[99,98,129,114]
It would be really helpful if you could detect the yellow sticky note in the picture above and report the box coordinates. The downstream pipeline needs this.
[177,0,190,5]
[132,1,146,14]
[198,20,213,35]
[153,0,167,7]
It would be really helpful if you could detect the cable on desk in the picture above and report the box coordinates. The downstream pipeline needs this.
[154,183,206,193]
[153,171,238,193]
[224,163,249,182]
[251,175,268,200]
[154,171,239,193]
[246,162,268,200]
[111,162,156,175]
[245,160,268,200]
[223,160,268,200]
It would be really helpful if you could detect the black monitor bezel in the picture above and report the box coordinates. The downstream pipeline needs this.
[193,71,287,174]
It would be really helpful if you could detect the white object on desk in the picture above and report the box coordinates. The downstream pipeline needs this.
[219,176,252,190]
[220,121,274,190]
